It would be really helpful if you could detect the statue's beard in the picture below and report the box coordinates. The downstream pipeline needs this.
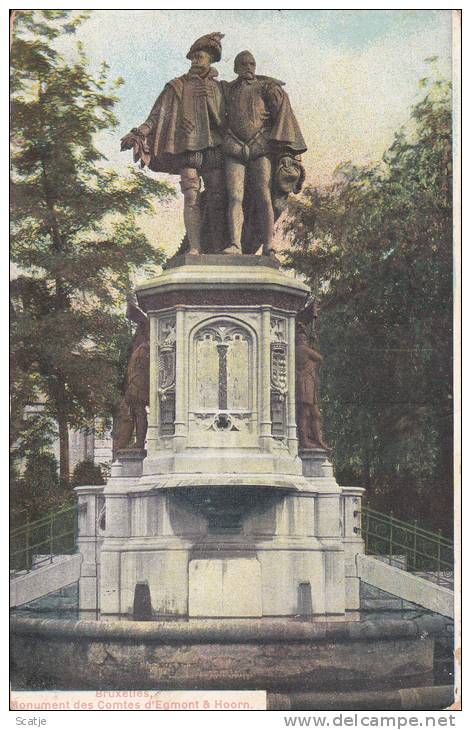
[239,71,255,80]
[190,64,210,76]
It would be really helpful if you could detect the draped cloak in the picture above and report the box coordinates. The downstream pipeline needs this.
[221,75,306,154]
[138,72,307,173]
[140,69,225,174]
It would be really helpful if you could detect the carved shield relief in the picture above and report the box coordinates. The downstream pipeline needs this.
[159,347,176,392]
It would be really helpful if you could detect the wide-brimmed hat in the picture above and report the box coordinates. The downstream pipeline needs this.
[186,32,224,62]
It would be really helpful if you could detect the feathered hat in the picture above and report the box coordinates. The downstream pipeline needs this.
[186,32,224,62]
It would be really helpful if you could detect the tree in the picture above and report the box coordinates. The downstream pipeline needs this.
[10,11,175,484]
[284,68,453,533]
[71,459,105,487]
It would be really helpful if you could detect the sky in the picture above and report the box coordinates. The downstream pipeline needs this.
[55,9,453,257]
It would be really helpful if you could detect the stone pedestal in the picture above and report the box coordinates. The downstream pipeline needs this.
[111,449,146,477]
[77,255,365,617]
[75,485,105,611]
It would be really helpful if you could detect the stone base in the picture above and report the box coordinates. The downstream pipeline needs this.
[111,449,146,478]
[97,529,339,618]
[140,450,304,485]
[10,614,448,692]
[164,253,280,270]
[299,448,334,478]
[77,450,364,617]
[76,480,364,617]
[74,257,367,619]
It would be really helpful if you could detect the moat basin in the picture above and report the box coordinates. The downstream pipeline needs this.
[11,612,451,696]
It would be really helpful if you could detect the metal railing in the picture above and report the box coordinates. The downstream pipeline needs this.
[10,505,78,576]
[362,505,454,589]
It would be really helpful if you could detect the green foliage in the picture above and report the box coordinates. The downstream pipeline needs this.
[10,408,56,466]
[10,451,74,527]
[71,458,105,487]
[10,11,175,483]
[23,451,60,491]
[284,70,453,534]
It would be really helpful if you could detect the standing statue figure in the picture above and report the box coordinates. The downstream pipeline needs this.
[221,51,307,257]
[120,33,226,254]
[113,296,150,452]
[295,302,329,451]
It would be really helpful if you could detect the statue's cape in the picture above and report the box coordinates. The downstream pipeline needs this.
[142,71,224,174]
[223,74,285,88]
[222,76,306,154]
[262,78,307,154]
[253,74,285,86]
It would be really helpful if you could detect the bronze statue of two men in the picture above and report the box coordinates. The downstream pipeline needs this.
[121,32,307,258]
[117,34,326,454]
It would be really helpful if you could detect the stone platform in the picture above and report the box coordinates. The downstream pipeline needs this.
[163,253,281,270]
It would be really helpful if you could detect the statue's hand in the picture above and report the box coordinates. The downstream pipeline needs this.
[121,129,139,152]
[120,128,145,151]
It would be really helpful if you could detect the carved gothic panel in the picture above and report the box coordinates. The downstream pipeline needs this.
[270,316,287,343]
[226,336,249,410]
[158,316,176,393]
[271,342,288,393]
[159,318,176,347]
[271,391,286,437]
[160,391,176,435]
[158,316,176,434]
[159,349,175,391]
[195,335,220,410]
[194,323,250,412]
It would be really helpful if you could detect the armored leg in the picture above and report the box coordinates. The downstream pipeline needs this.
[113,398,134,451]
[297,403,310,449]
[250,156,275,257]
[134,403,148,450]
[309,405,328,450]
[225,157,246,253]
[180,167,202,255]
[202,168,226,252]
[297,403,328,450]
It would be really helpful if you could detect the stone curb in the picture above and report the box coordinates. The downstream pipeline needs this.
[10,614,449,644]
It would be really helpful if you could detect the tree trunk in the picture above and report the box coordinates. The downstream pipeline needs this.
[58,413,70,486]
[41,156,71,486]
[361,421,372,491]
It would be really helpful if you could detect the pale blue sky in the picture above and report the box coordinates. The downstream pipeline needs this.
[54,9,453,254]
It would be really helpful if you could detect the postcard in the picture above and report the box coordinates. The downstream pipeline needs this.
[9,8,460,717]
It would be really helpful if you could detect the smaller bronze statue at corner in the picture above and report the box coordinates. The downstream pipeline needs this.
[295,302,329,451]
[113,296,150,452]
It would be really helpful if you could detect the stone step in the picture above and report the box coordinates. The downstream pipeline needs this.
[357,554,454,618]
[10,554,82,608]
